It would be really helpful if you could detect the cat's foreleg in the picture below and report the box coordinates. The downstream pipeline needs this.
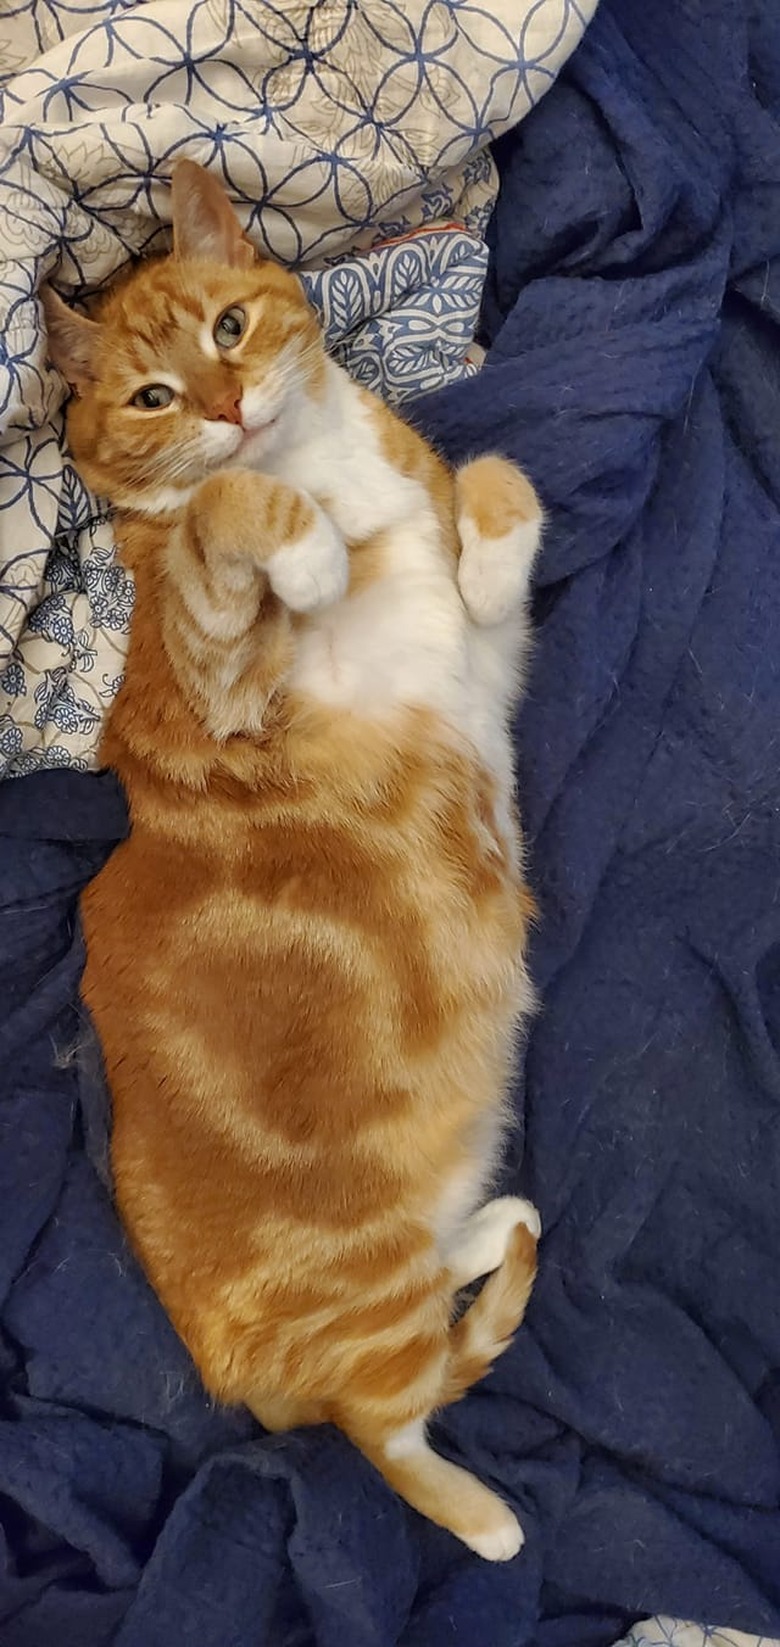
[164,471,348,737]
[455,456,543,627]
[182,469,348,618]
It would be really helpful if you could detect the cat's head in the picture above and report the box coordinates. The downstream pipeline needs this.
[41,162,325,513]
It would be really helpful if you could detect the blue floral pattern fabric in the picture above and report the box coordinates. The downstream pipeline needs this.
[0,0,595,775]
[307,225,488,404]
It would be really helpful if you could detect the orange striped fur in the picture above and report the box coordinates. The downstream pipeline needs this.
[42,161,544,1562]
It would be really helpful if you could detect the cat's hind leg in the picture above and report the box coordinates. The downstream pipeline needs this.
[355,1419,524,1561]
[250,1368,523,1558]
[455,455,543,628]
[333,1226,537,1559]
[247,1393,327,1432]
[446,1196,541,1289]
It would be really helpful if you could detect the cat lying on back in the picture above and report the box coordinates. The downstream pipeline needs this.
[42,160,543,1562]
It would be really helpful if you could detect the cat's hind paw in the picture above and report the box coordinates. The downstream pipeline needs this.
[266,510,349,614]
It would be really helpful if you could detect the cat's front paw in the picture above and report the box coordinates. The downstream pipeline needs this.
[455,456,543,627]
[266,510,349,614]
[457,514,542,627]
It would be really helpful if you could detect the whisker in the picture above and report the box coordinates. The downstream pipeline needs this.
[131,440,205,488]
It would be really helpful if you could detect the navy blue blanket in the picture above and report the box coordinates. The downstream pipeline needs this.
[2,1,780,1642]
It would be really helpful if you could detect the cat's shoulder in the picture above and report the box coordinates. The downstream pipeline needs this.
[354,382,447,494]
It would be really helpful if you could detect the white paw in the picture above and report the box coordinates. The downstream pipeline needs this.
[499,1194,542,1241]
[469,1195,538,1247]
[458,516,541,627]
[447,1195,541,1287]
[266,512,349,614]
[463,1504,525,1562]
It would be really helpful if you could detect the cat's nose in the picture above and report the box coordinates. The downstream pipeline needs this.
[208,390,243,426]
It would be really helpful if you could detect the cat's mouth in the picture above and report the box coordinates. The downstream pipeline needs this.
[229,418,279,461]
[201,414,280,476]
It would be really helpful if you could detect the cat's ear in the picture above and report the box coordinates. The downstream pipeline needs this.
[40,284,100,392]
[171,161,256,270]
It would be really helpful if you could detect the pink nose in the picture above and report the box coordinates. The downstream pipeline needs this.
[207,390,243,426]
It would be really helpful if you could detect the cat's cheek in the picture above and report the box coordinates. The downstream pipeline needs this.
[202,422,244,466]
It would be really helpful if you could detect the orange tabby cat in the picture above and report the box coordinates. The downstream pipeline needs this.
[41,160,544,1562]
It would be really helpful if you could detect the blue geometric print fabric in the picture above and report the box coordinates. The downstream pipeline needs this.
[0,0,595,774]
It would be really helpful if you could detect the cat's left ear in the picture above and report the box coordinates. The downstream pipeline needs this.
[40,284,100,392]
[171,161,256,270]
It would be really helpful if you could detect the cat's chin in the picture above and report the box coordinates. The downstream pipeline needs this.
[223,420,280,468]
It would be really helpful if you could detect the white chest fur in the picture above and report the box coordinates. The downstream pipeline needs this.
[262,365,518,787]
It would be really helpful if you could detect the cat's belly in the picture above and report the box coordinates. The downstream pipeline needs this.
[289,564,514,795]
[290,571,463,709]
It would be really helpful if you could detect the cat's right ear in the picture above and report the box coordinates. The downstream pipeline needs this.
[40,285,100,393]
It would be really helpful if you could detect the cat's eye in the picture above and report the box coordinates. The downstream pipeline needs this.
[131,384,175,410]
[214,305,247,349]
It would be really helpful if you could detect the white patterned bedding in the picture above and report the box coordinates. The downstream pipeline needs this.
[622,1623,779,1647]
[0,0,595,775]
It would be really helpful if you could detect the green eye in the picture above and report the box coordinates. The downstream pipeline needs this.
[132,384,175,410]
[214,305,247,349]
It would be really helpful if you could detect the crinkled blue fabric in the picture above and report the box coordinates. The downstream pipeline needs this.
[2,0,780,1643]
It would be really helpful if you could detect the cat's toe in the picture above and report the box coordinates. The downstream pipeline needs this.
[267,516,349,613]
